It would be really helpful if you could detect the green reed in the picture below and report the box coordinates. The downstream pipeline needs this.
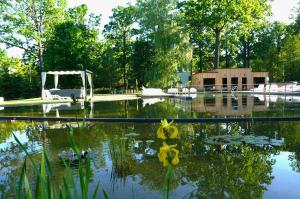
[109,137,132,179]
[4,125,109,199]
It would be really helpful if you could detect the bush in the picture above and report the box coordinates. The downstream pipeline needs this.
[93,88,111,94]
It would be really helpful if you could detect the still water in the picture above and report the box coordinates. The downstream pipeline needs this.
[0,94,300,198]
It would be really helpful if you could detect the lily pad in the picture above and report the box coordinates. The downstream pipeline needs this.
[205,135,284,147]
[146,140,155,144]
[125,132,140,137]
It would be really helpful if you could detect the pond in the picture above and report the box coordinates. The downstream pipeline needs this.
[1,94,300,118]
[0,94,300,198]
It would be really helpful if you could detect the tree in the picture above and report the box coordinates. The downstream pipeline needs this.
[136,0,192,88]
[104,5,135,90]
[0,0,66,70]
[131,39,154,87]
[181,0,270,68]
[251,22,288,81]
[43,5,101,88]
[279,33,300,81]
[292,2,300,34]
[0,49,39,99]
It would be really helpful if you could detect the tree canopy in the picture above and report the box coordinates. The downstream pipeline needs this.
[0,0,299,98]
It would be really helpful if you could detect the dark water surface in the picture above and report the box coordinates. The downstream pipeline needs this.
[0,94,300,198]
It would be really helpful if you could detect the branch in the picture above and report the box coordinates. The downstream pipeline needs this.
[0,39,38,57]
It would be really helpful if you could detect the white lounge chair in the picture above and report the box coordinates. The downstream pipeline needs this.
[251,84,265,92]
[182,88,189,93]
[141,87,168,97]
[167,88,179,94]
[266,84,279,92]
[44,90,61,100]
[189,88,197,93]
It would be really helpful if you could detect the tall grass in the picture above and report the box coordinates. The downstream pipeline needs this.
[5,125,109,199]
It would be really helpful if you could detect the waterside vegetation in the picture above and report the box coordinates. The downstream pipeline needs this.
[0,0,299,99]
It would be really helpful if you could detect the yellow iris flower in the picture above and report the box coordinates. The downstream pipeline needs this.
[157,119,178,140]
[158,142,180,167]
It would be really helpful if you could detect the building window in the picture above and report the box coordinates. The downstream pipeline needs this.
[222,78,227,91]
[242,77,247,90]
[253,77,266,88]
[231,77,238,91]
[203,78,216,91]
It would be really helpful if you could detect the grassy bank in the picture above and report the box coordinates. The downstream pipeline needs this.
[0,94,139,107]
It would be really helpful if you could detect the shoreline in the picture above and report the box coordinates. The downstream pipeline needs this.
[0,94,139,107]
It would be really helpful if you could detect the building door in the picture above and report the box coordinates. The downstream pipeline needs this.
[242,77,247,90]
[231,77,238,91]
[222,78,228,91]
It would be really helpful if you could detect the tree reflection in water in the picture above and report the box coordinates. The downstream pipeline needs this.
[0,121,299,198]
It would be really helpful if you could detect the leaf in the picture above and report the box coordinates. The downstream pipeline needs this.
[92,180,100,199]
[17,159,26,199]
[85,155,91,198]
[24,174,33,199]
[163,165,173,199]
[40,151,47,199]
[102,189,110,199]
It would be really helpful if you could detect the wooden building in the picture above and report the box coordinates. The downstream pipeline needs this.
[192,68,269,91]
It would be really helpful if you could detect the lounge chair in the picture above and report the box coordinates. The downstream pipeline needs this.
[141,87,168,97]
[189,88,197,93]
[182,88,189,93]
[266,84,279,92]
[167,88,179,94]
[251,84,265,92]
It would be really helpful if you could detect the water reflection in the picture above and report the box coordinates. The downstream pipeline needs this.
[0,121,299,198]
[191,94,268,116]
[1,94,300,119]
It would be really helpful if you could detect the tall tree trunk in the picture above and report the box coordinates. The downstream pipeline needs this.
[246,40,250,68]
[38,46,43,71]
[38,41,44,99]
[122,31,127,91]
[199,49,203,72]
[225,49,230,68]
[214,29,221,69]
[242,38,247,68]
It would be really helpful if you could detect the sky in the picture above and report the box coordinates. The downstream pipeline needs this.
[4,0,300,58]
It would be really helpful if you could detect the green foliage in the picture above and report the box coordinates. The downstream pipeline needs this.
[279,33,300,81]
[181,0,270,68]
[43,5,101,88]
[0,0,66,68]
[0,50,39,99]
[136,0,192,88]
[251,22,300,82]
[0,0,300,100]
[12,125,108,199]
[103,5,135,90]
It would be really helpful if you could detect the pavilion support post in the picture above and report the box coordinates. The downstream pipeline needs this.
[88,73,93,98]
[54,74,59,89]
[81,66,87,100]
[41,72,47,99]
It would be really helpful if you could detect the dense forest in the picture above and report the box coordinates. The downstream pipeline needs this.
[0,0,299,99]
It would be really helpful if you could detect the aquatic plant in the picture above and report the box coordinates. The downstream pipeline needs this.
[158,142,179,167]
[157,119,178,140]
[156,119,180,199]
[3,125,109,199]
[109,136,133,179]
